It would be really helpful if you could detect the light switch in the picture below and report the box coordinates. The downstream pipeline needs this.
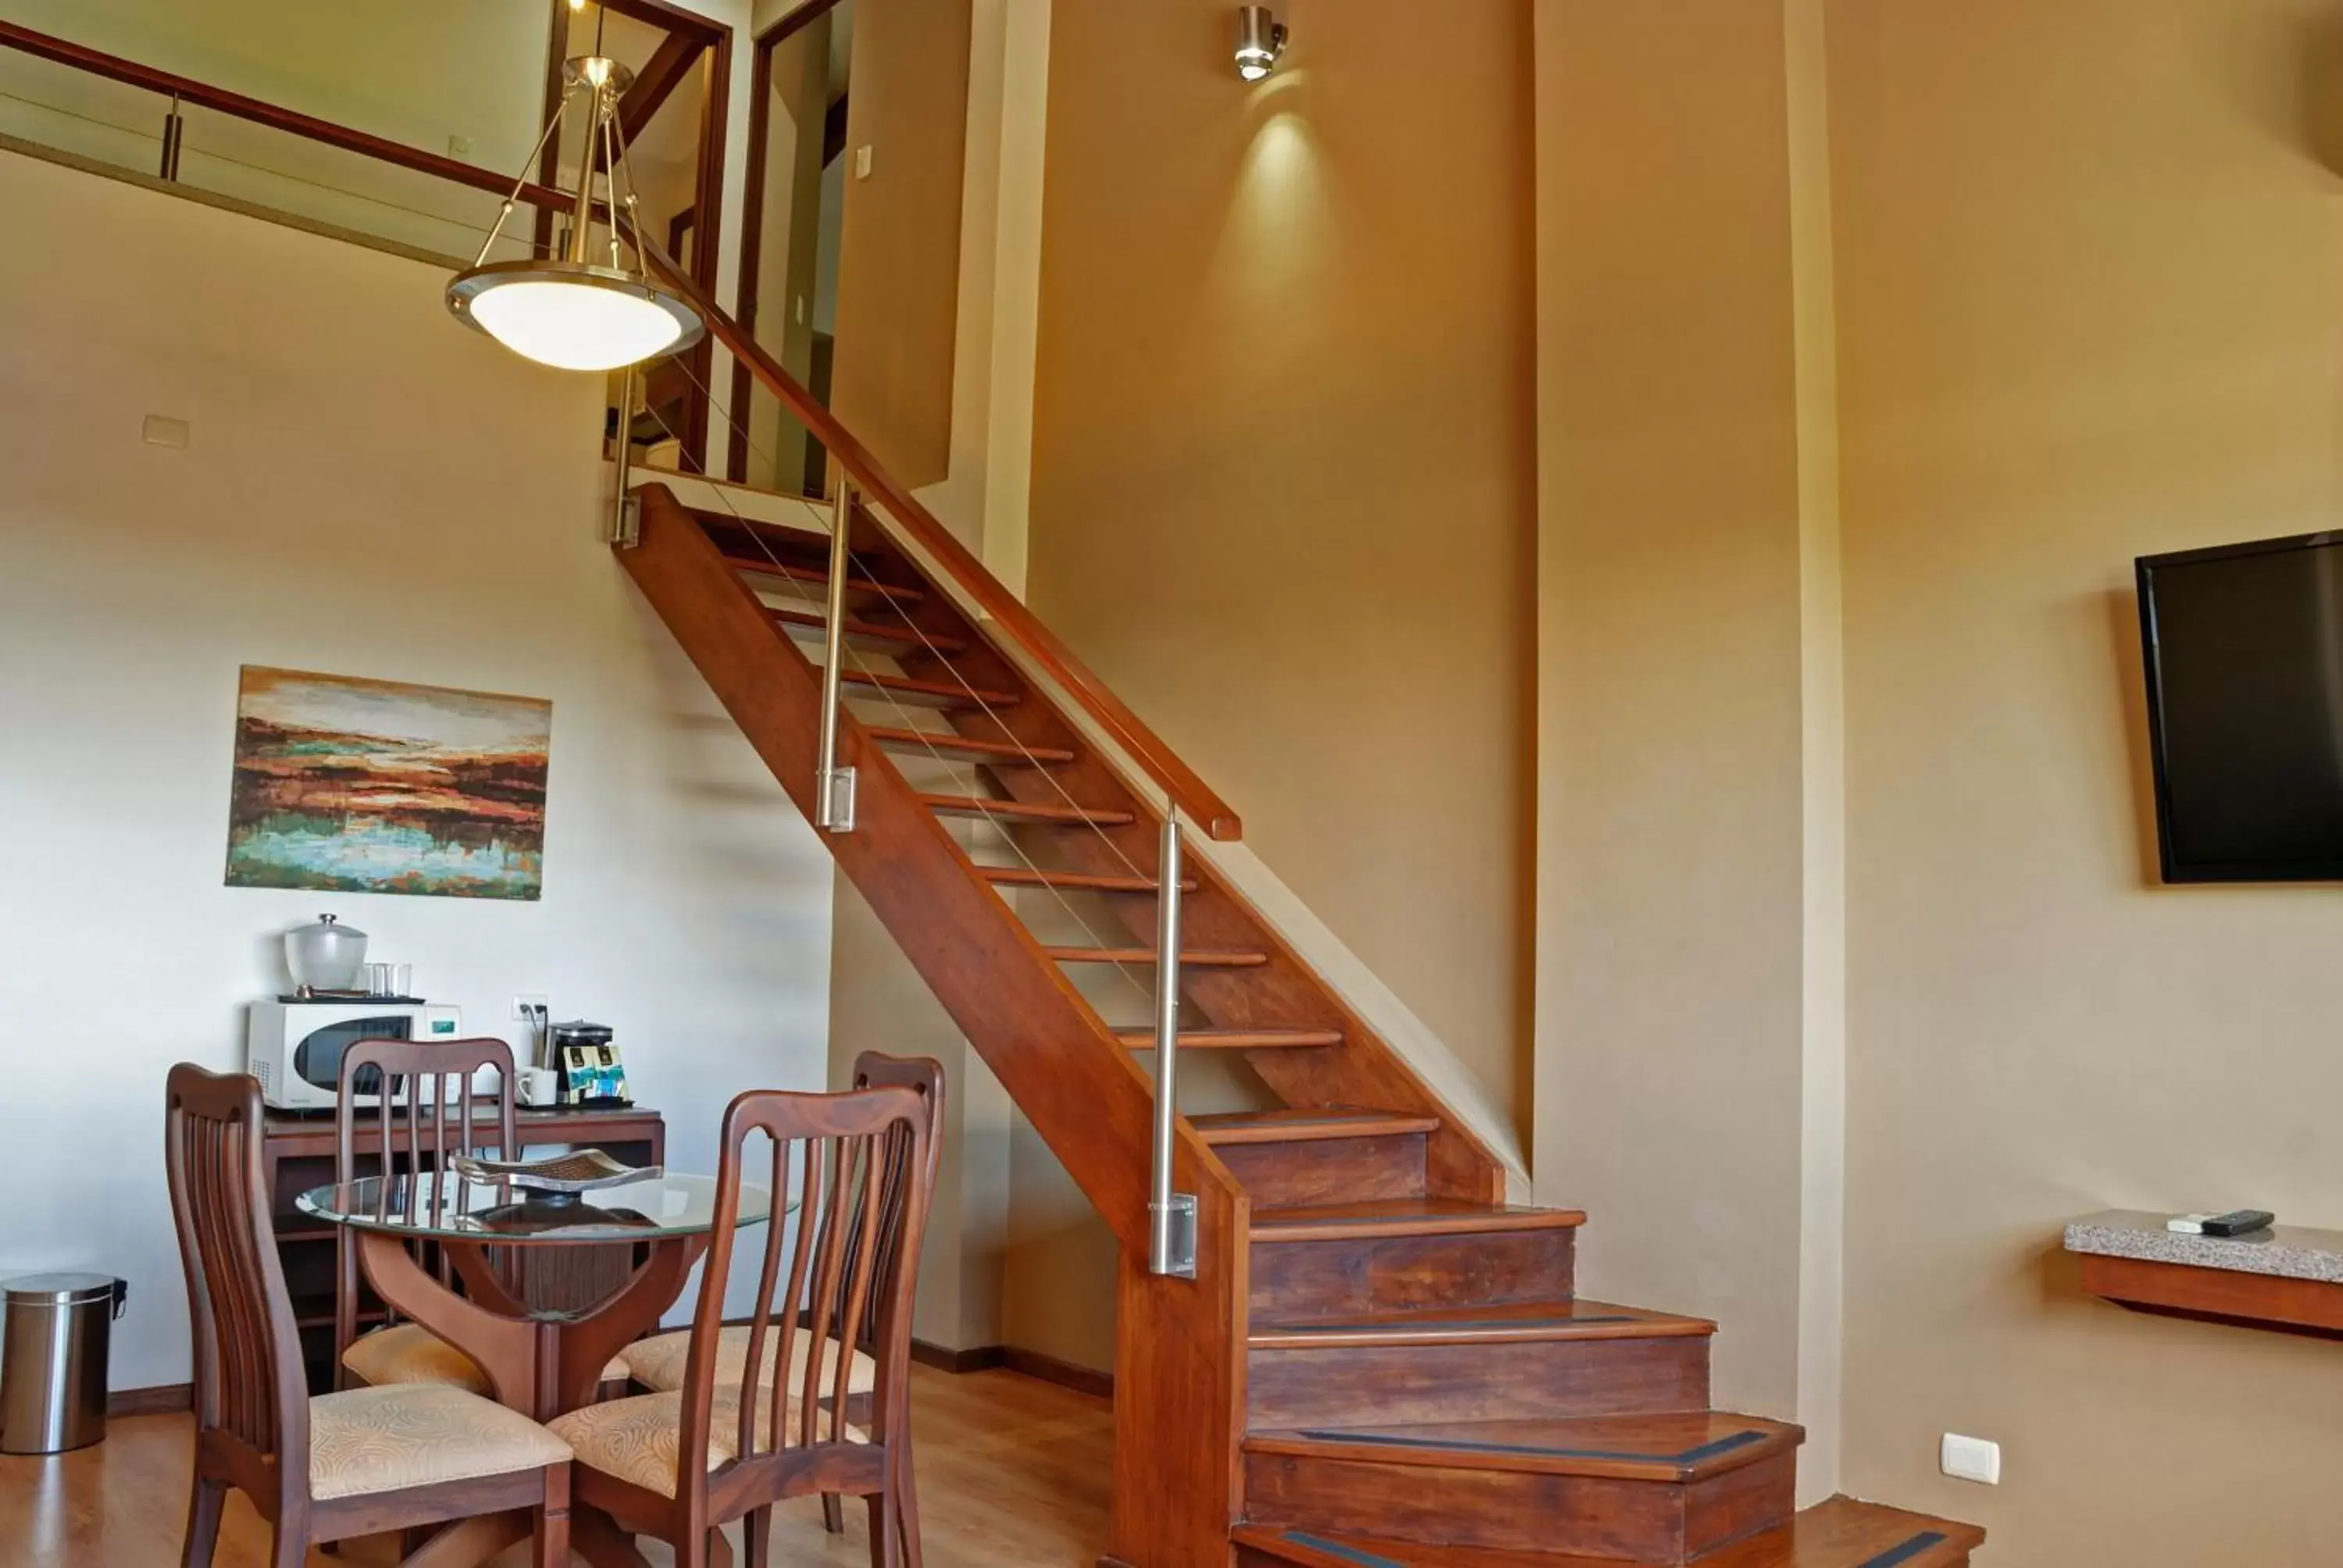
[448,134,474,159]
[854,144,873,180]
[1940,1433,2000,1485]
[142,415,190,450]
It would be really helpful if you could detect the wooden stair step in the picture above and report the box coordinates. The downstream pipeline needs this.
[687,507,829,554]
[1248,1297,1715,1350]
[1243,1413,1802,1559]
[1232,1496,1982,1568]
[1243,1297,1714,1429]
[1193,1107,1441,1146]
[1250,1199,1588,1243]
[842,670,1020,709]
[770,606,968,657]
[979,866,1197,894]
[1199,1107,1439,1208]
[722,553,925,605]
[1114,1028,1345,1050]
[1047,946,1269,968]
[921,793,1135,827]
[866,728,1074,765]
[1245,1412,1799,1482]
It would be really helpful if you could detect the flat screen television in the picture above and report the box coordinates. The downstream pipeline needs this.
[2136,530,2343,882]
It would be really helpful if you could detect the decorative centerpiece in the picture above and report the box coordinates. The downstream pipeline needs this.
[447,1148,656,1208]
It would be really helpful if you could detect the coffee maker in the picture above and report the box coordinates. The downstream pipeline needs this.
[547,1020,626,1106]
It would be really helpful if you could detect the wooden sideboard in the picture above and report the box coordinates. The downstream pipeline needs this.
[262,1104,666,1392]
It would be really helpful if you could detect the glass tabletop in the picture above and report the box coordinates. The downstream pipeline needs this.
[297,1171,774,1242]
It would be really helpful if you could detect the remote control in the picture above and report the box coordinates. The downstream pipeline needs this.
[2166,1209,2275,1237]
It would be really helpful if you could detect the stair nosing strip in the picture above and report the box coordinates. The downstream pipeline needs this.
[1281,1425,1771,1468]
[1859,1533,1952,1568]
[1254,1313,1644,1338]
[1275,1534,1404,1568]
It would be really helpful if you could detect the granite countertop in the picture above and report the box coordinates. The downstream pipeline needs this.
[2064,1209,2343,1285]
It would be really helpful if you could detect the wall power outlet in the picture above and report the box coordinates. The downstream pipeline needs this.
[1940,1432,2000,1485]
[510,993,548,1025]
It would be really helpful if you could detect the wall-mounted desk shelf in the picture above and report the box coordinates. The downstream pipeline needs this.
[2065,1210,2343,1339]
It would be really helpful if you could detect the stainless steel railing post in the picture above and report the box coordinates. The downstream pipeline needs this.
[815,480,858,830]
[1148,812,1197,1278]
[608,363,639,547]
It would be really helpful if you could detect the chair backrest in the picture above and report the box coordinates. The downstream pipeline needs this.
[165,1064,308,1491]
[676,1085,937,1497]
[333,1036,518,1372]
[847,1053,945,1346]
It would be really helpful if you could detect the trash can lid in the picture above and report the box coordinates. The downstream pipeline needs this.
[3,1273,121,1306]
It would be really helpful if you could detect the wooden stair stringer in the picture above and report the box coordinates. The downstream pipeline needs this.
[871,607,1509,1203]
[618,484,1250,1568]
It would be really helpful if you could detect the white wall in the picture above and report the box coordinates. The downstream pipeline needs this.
[0,150,835,1392]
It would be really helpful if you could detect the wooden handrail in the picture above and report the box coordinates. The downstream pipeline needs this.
[0,16,1239,841]
[631,232,1246,842]
[0,20,579,215]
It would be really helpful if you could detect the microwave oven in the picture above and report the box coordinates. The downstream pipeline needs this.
[246,1000,465,1111]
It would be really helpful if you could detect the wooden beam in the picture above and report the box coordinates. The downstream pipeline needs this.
[617,31,702,144]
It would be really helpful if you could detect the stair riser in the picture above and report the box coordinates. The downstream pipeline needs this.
[1246,1333,1710,1428]
[1215,1133,1429,1206]
[1250,1229,1574,1319]
[1242,1450,1796,1562]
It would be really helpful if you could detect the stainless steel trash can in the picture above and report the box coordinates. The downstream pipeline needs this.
[0,1274,127,1455]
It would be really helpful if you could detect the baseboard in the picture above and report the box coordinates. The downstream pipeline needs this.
[108,1383,191,1417]
[1001,1345,1114,1399]
[909,1338,1007,1374]
[908,1338,1114,1398]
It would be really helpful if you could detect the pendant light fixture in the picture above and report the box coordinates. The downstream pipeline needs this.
[448,47,703,372]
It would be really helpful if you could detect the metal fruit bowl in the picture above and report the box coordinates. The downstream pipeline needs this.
[446,1147,657,1196]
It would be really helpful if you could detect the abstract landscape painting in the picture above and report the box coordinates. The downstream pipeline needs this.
[224,666,551,900]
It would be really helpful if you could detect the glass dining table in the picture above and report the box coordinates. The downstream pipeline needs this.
[298,1169,774,1420]
[299,1169,779,1567]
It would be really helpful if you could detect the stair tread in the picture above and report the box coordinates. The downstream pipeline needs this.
[1243,1411,1801,1482]
[1248,1296,1715,1349]
[722,553,925,604]
[1114,1028,1346,1050]
[921,793,1134,826]
[690,508,829,553]
[867,728,1075,764]
[1047,946,1270,968]
[1250,1199,1588,1242]
[980,866,1196,893]
[769,606,967,657]
[843,670,1020,707]
[1193,1107,1442,1146]
[1234,1496,1979,1568]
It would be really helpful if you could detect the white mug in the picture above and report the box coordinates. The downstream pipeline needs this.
[519,1067,560,1107]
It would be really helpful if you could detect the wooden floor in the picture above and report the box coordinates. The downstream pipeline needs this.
[0,1367,1112,1568]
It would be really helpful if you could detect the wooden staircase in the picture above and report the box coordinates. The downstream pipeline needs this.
[615,483,1985,1568]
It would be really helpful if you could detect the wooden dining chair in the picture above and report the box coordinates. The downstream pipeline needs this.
[333,1036,516,1397]
[826,1053,946,1557]
[550,1082,938,1568]
[166,1063,572,1568]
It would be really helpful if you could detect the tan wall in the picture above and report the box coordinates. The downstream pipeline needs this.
[1828,2,2343,1559]
[832,0,973,486]
[1531,0,1817,1431]
[1025,0,1539,1137]
[0,149,838,1389]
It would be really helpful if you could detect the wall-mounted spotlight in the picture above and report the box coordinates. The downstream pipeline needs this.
[1235,5,1287,82]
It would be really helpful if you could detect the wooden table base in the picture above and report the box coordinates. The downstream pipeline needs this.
[358,1231,711,1566]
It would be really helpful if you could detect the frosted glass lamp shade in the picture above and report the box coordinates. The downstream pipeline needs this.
[447,260,704,372]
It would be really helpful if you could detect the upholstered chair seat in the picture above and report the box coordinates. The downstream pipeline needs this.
[551,1388,869,1499]
[308,1383,572,1502]
[616,1324,876,1397]
[346,1321,629,1394]
[343,1323,492,1393]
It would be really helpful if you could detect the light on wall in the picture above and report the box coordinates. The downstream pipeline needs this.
[1235,5,1287,82]
[446,52,704,372]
